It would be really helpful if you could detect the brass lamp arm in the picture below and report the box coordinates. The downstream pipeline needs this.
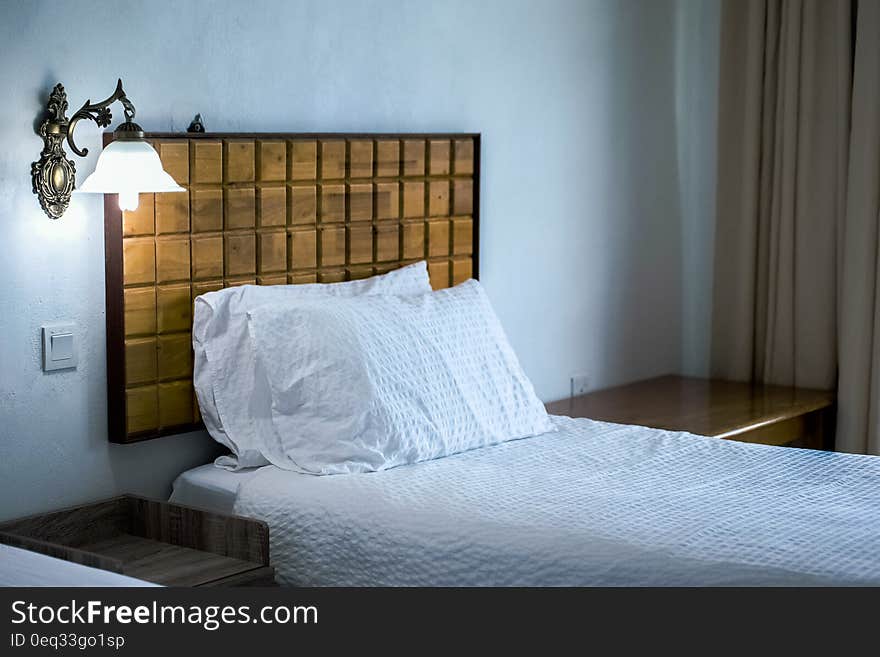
[66,78,136,157]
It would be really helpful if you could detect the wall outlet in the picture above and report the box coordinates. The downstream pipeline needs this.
[570,374,590,397]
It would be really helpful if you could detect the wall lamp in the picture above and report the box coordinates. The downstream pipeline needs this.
[32,78,184,219]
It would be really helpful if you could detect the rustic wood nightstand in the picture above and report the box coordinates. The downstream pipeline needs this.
[546,375,836,450]
[0,496,275,586]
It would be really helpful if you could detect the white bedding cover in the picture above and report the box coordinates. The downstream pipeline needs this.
[0,544,157,587]
[233,416,880,586]
[169,464,261,514]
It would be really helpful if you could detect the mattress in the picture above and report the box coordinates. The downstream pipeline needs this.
[233,415,880,586]
[170,463,261,514]
[0,544,157,587]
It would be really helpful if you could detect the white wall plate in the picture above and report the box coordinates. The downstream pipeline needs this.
[42,323,78,372]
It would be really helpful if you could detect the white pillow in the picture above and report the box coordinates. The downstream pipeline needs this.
[192,261,432,470]
[246,279,555,474]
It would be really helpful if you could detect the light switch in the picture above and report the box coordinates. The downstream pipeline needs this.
[51,333,74,360]
[42,323,78,372]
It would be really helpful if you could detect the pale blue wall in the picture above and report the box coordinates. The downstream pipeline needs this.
[0,0,685,520]
[675,0,720,377]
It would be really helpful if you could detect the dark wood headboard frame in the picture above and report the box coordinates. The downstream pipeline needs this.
[104,132,481,443]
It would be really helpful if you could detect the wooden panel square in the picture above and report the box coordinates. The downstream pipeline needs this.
[192,280,224,300]
[320,227,345,267]
[225,141,255,182]
[157,285,192,334]
[402,222,425,260]
[191,236,223,280]
[349,140,373,178]
[348,265,373,280]
[192,141,222,183]
[290,230,317,269]
[403,140,425,176]
[290,272,317,284]
[123,195,155,236]
[376,183,399,220]
[349,184,373,222]
[257,186,286,227]
[319,270,346,283]
[429,180,450,217]
[156,238,191,283]
[429,140,451,175]
[191,189,223,232]
[403,182,425,218]
[427,221,450,257]
[258,140,287,181]
[374,263,397,275]
[453,218,474,255]
[123,239,155,285]
[155,191,189,234]
[258,275,288,286]
[225,187,255,229]
[348,224,372,265]
[258,231,287,273]
[428,260,451,290]
[126,386,158,435]
[321,185,345,223]
[158,142,189,184]
[376,224,399,262]
[291,186,316,225]
[159,381,193,428]
[126,338,157,385]
[452,257,473,285]
[321,141,346,179]
[124,287,156,337]
[453,179,473,215]
[158,334,192,381]
[291,141,317,180]
[225,234,256,277]
[454,139,474,175]
[376,140,400,177]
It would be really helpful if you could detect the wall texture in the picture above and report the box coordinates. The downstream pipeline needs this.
[0,0,686,520]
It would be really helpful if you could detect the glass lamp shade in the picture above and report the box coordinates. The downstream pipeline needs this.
[75,139,185,211]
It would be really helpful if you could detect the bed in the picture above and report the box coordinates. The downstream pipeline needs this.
[106,131,880,586]
[172,415,880,586]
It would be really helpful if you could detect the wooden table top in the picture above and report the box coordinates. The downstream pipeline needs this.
[544,375,835,438]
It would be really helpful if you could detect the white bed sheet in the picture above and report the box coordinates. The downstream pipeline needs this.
[0,544,157,587]
[233,415,880,586]
[170,464,262,514]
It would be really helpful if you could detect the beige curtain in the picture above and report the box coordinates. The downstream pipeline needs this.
[712,0,880,454]
[837,1,880,454]
[711,0,851,391]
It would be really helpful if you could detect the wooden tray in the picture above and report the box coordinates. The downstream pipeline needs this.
[0,496,274,586]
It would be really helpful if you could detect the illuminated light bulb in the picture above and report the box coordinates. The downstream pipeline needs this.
[118,191,139,212]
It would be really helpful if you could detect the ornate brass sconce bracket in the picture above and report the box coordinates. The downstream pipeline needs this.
[31,79,140,219]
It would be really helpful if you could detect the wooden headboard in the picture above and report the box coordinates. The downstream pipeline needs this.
[104,132,480,443]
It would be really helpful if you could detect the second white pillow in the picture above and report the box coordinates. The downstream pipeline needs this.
[246,279,555,474]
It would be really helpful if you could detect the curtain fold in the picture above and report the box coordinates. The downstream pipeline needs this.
[711,0,851,391]
[712,0,880,454]
[837,0,880,454]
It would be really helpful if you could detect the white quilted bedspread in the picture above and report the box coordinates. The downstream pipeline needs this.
[233,416,880,586]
